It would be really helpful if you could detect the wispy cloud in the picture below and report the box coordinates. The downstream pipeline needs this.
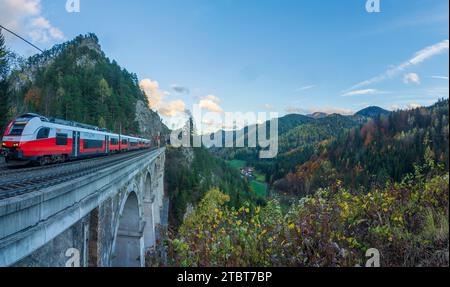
[346,40,449,91]
[285,106,353,116]
[389,103,423,111]
[431,75,449,80]
[295,85,316,92]
[285,107,308,114]
[341,89,388,97]
[316,107,354,116]
[0,0,64,44]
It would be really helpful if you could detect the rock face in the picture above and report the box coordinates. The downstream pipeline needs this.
[79,37,102,54]
[135,100,169,139]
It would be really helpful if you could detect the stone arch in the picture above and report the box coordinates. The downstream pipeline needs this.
[142,172,156,250]
[111,187,144,267]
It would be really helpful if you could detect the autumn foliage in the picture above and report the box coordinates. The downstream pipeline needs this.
[169,162,449,267]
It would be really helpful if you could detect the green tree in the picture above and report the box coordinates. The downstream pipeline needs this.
[98,78,112,105]
[0,30,10,130]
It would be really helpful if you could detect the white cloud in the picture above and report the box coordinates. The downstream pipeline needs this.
[139,78,166,109]
[198,95,223,113]
[407,103,422,109]
[158,100,186,117]
[431,75,449,80]
[0,0,64,44]
[286,106,353,115]
[391,102,423,111]
[139,78,186,117]
[346,39,449,91]
[295,85,316,92]
[341,89,386,97]
[311,107,354,115]
[285,107,308,114]
[403,73,421,85]
[409,40,449,65]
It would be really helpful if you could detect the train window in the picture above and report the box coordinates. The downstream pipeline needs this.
[110,138,119,145]
[130,141,138,147]
[8,123,27,136]
[37,128,50,139]
[84,139,103,149]
[56,133,68,146]
[122,139,128,145]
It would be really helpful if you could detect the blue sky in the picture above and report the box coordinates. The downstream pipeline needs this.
[1,0,449,129]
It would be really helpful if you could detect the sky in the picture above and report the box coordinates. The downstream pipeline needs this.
[1,0,449,131]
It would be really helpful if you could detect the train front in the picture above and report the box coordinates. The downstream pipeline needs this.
[1,115,35,166]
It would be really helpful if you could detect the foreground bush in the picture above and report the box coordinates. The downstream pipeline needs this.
[169,169,449,267]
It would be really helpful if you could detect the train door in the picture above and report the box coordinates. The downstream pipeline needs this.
[105,135,109,154]
[72,131,78,157]
[77,132,81,157]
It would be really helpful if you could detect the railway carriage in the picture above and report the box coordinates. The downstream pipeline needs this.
[1,114,151,167]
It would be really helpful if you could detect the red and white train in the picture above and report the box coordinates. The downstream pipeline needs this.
[1,113,151,166]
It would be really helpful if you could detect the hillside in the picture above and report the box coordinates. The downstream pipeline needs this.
[211,112,360,183]
[0,33,168,138]
[307,112,328,119]
[165,146,260,228]
[170,99,449,267]
[356,106,391,118]
[275,99,449,196]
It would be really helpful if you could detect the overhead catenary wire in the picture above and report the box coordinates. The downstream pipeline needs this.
[0,24,44,53]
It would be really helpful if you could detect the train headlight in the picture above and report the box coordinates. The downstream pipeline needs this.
[1,142,5,147]
[13,143,19,148]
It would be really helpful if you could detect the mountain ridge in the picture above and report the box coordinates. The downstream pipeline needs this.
[1,33,168,138]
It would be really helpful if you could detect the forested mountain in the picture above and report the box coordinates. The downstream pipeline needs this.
[275,99,449,196]
[211,111,362,183]
[0,33,168,137]
[356,106,391,118]
[169,99,449,267]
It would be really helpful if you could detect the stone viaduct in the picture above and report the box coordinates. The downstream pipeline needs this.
[0,148,166,267]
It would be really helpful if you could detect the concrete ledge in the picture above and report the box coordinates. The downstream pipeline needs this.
[0,148,165,267]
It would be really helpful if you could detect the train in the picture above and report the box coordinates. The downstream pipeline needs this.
[1,113,152,167]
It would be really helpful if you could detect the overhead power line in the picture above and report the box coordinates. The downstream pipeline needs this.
[0,24,44,53]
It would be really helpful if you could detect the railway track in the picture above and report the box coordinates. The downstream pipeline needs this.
[0,154,110,178]
[0,149,155,200]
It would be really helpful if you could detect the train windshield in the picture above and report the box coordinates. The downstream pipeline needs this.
[8,122,28,136]
[9,118,30,136]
